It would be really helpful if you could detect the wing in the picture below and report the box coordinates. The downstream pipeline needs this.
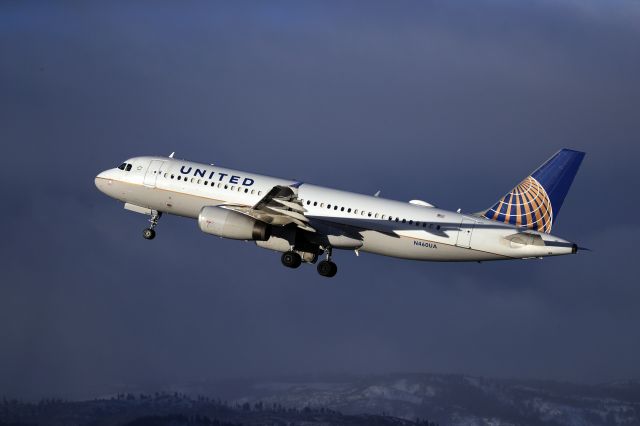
[218,184,316,232]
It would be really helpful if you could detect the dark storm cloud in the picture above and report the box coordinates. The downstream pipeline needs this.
[0,0,638,399]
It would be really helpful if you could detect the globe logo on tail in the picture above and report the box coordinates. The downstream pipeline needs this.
[483,176,553,233]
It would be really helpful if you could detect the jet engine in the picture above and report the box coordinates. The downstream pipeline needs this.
[198,206,270,241]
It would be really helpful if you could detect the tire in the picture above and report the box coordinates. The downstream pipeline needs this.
[142,228,156,240]
[317,260,337,277]
[281,251,302,268]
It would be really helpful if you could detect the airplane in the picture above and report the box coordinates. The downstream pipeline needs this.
[95,149,585,277]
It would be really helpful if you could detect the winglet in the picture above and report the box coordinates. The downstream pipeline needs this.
[169,152,175,158]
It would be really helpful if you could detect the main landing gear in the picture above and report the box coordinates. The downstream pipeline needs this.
[317,247,337,278]
[142,210,161,240]
[281,251,302,268]
[280,246,338,277]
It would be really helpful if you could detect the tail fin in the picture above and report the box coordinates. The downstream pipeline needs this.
[481,149,585,233]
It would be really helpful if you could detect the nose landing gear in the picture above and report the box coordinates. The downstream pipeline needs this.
[142,228,156,240]
[142,210,161,240]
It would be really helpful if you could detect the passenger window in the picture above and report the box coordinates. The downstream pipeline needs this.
[177,176,182,180]
[314,201,318,206]
[334,206,338,210]
[347,208,351,213]
[409,220,413,225]
[423,223,427,228]
[171,175,175,179]
[388,216,393,221]
[415,221,420,226]
[437,225,441,230]
[251,189,255,194]
[354,209,358,214]
[307,200,311,205]
[375,213,379,218]
[395,218,399,222]
[327,204,331,209]
[125,164,132,171]
[224,185,228,189]
[402,219,406,223]
[245,188,248,193]
[258,191,262,195]
[320,203,324,207]
[368,212,372,217]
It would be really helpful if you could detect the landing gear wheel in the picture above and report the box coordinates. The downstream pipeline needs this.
[142,210,161,240]
[281,251,302,268]
[317,260,337,277]
[142,228,156,240]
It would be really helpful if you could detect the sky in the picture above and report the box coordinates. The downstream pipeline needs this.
[1,0,639,399]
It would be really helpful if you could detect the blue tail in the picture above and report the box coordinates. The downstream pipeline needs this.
[482,149,585,233]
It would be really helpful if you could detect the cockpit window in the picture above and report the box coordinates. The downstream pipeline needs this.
[118,163,126,170]
[125,164,132,171]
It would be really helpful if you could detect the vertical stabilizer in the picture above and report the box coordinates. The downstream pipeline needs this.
[482,149,585,233]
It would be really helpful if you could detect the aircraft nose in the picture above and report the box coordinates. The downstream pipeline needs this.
[94,170,112,193]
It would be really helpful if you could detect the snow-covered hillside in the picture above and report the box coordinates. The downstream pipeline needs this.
[213,374,640,426]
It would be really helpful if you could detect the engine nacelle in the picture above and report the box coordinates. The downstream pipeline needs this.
[198,206,270,241]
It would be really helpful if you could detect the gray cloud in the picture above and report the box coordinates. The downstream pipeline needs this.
[0,0,638,399]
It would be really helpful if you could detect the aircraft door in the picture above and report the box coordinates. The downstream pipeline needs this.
[143,160,164,188]
[455,217,475,248]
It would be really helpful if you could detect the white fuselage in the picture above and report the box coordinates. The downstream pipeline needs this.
[95,156,576,262]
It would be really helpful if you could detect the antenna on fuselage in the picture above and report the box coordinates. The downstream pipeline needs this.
[169,152,175,158]
[374,190,381,197]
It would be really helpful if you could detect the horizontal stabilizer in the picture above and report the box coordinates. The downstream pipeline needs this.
[503,232,545,246]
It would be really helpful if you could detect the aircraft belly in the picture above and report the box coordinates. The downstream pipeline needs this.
[358,230,505,261]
